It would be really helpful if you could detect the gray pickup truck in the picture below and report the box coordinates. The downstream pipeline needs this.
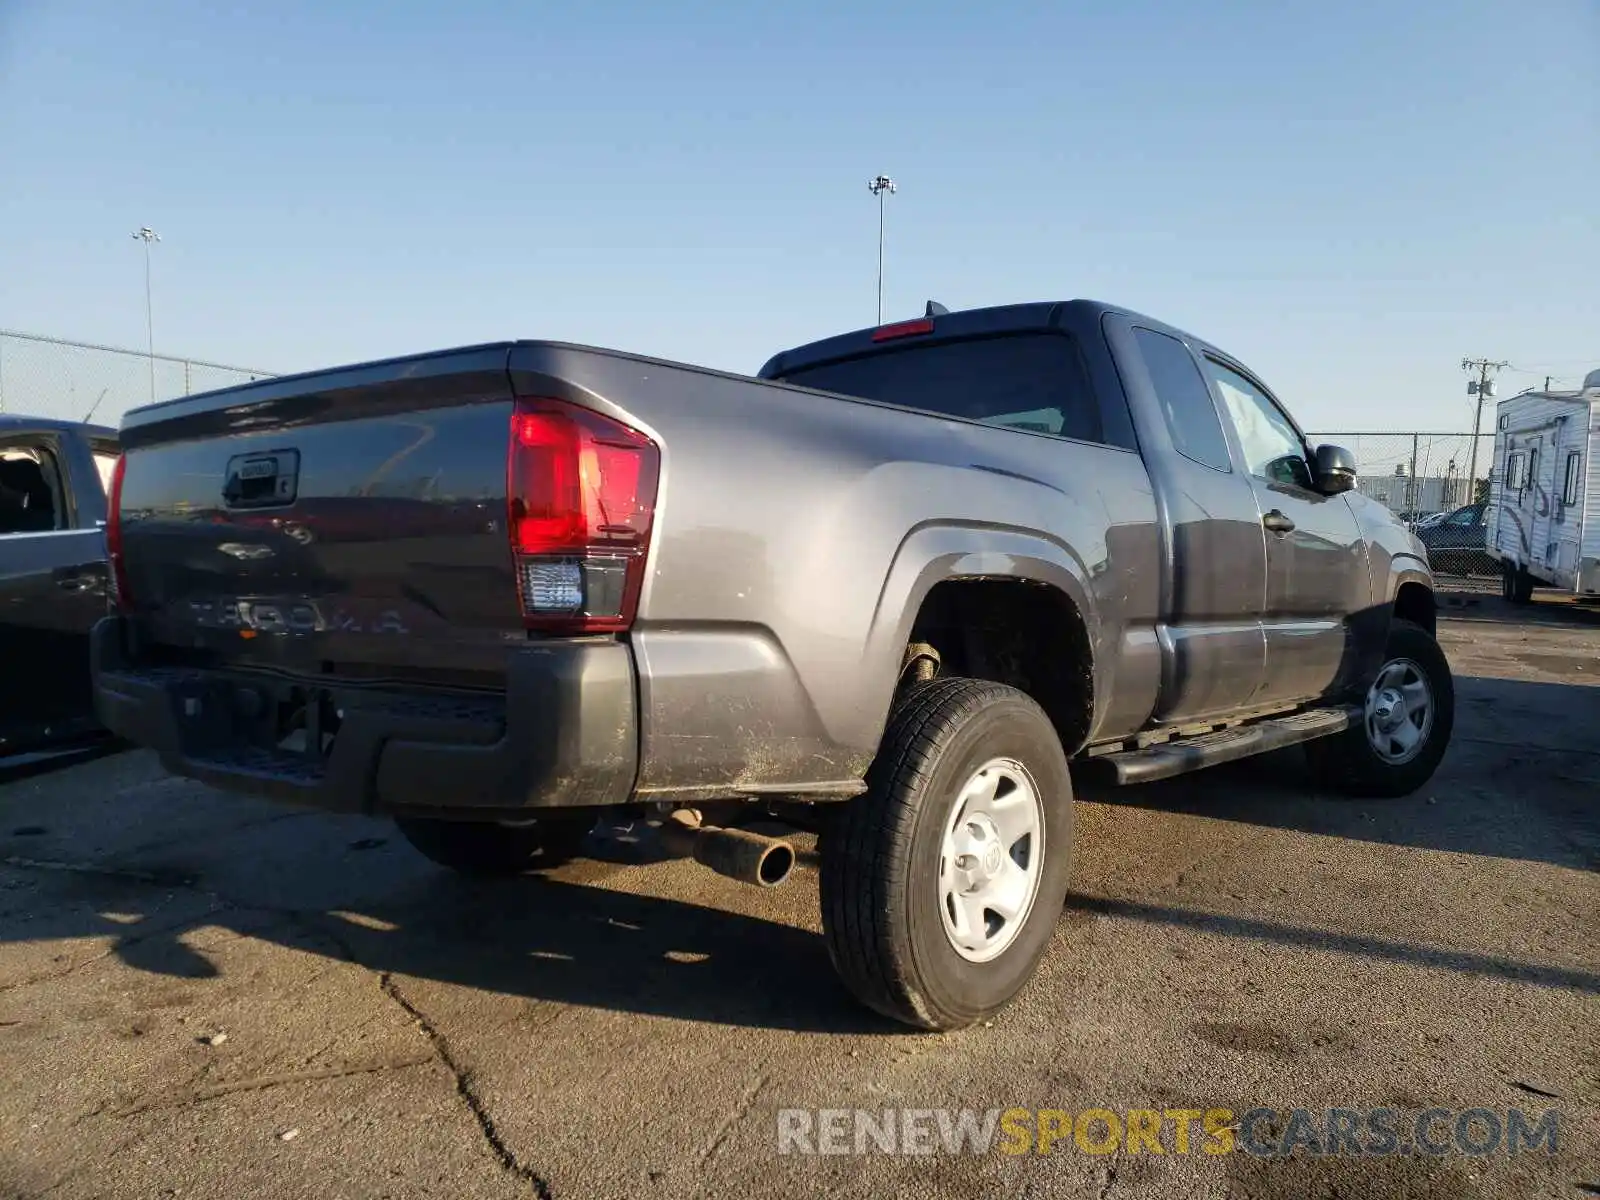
[91,299,1450,1030]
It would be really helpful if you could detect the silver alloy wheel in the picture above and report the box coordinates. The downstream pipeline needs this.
[1364,657,1434,765]
[938,757,1046,963]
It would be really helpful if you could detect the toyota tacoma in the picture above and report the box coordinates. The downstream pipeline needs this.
[91,299,1451,1030]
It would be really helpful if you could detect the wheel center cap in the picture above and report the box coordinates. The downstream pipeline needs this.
[983,842,1004,875]
[956,813,1007,889]
[1373,688,1405,730]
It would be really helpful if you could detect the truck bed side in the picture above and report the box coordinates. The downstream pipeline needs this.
[507,341,1160,799]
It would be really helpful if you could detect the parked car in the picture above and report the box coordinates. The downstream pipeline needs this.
[90,299,1452,1030]
[1416,502,1493,576]
[1401,508,1452,531]
[0,416,119,760]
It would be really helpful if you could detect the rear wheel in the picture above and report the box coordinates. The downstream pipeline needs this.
[1306,618,1454,797]
[1502,561,1534,604]
[395,813,593,876]
[820,677,1074,1031]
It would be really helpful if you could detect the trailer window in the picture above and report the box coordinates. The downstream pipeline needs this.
[1506,451,1527,491]
[1564,451,1582,506]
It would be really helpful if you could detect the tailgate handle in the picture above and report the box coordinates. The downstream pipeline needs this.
[223,450,300,509]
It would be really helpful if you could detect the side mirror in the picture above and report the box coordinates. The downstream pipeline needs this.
[1314,444,1357,494]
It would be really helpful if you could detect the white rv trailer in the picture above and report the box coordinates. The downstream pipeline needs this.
[1485,368,1600,601]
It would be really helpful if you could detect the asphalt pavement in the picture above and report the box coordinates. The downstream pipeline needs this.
[1,595,1596,1199]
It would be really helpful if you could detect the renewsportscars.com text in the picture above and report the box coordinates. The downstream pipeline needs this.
[775,1106,1561,1158]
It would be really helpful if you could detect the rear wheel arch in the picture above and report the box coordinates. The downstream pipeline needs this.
[858,527,1105,763]
[899,574,1096,757]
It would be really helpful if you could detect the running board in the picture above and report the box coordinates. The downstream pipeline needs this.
[1085,706,1359,786]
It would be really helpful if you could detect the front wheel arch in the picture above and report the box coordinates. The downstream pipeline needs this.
[1393,579,1437,637]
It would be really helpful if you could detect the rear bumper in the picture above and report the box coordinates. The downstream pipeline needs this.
[90,617,637,815]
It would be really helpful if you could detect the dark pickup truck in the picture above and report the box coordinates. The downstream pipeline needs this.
[91,299,1451,1029]
[1,416,119,762]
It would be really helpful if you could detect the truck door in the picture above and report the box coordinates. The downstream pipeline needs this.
[0,434,110,749]
[1121,324,1268,722]
[1200,357,1368,709]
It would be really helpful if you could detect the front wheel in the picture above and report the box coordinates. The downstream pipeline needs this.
[1306,618,1454,797]
[820,678,1074,1031]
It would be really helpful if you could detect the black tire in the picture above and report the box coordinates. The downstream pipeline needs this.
[395,813,593,876]
[1500,561,1534,603]
[820,677,1074,1031]
[1306,618,1454,798]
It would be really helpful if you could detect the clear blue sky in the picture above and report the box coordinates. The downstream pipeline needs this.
[2,0,1596,430]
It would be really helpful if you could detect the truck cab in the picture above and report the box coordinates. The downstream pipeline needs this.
[0,416,119,760]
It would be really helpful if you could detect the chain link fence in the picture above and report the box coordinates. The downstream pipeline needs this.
[0,330,275,428]
[0,345,1505,589]
[1311,431,1497,586]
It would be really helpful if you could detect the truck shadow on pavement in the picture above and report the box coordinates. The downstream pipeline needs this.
[1081,673,1600,873]
[0,847,896,1034]
[1,662,1595,1031]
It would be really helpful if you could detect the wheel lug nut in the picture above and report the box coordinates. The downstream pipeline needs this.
[956,854,976,870]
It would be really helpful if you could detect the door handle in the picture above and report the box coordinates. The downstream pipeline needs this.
[54,573,97,594]
[1262,510,1296,534]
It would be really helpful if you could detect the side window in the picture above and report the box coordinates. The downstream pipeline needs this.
[0,445,64,535]
[1564,451,1582,506]
[1203,359,1314,490]
[1506,451,1527,491]
[1132,328,1232,472]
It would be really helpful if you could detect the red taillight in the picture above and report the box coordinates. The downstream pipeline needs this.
[105,453,134,609]
[506,398,659,633]
[871,318,935,342]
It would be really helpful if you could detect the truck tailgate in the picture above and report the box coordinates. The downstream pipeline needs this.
[115,345,523,686]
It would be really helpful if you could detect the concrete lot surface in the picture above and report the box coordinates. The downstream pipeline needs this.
[1,596,1597,1199]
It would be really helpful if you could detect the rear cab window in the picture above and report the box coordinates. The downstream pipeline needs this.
[1132,328,1233,472]
[775,333,1107,446]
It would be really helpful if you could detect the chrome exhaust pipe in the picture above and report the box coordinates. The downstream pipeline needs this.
[658,812,796,888]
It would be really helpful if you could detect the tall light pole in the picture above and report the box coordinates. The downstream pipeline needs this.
[867,175,896,325]
[132,226,160,401]
[1461,356,1507,504]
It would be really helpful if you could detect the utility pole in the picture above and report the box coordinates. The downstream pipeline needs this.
[132,226,161,401]
[1461,357,1507,503]
[867,175,896,325]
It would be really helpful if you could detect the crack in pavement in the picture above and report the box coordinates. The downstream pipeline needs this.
[3,852,563,1197]
[1,855,200,889]
[109,1056,436,1117]
[1095,1145,1123,1200]
[0,902,226,995]
[379,972,556,1200]
[111,809,321,859]
[699,1068,770,1169]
